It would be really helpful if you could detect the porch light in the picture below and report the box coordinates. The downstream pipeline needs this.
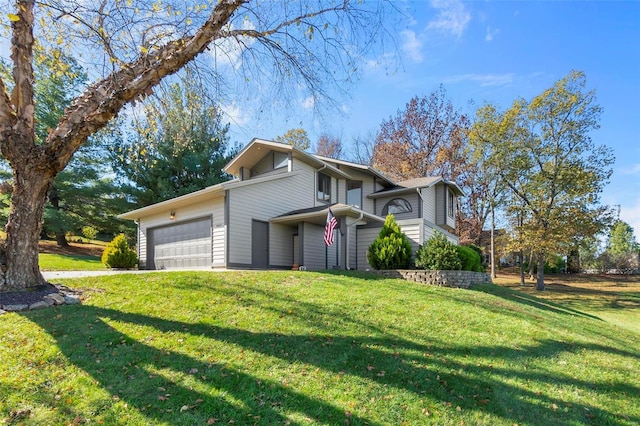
[169,211,176,220]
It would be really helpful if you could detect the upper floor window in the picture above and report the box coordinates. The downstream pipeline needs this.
[346,180,362,208]
[448,190,455,218]
[317,172,331,202]
[250,151,289,177]
[382,198,412,216]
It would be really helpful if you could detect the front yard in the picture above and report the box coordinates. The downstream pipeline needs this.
[1,271,638,425]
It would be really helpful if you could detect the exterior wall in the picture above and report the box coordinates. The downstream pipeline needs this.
[137,197,224,269]
[227,166,315,266]
[397,219,422,254]
[374,192,420,220]
[435,184,446,226]
[356,225,382,271]
[423,221,459,245]
[271,224,297,267]
[302,222,339,270]
[421,185,437,223]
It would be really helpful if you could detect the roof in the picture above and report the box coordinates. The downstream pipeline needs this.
[224,138,352,180]
[368,176,465,199]
[271,203,385,226]
[312,154,396,188]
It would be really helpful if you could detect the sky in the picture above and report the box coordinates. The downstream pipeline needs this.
[0,1,637,238]
[225,0,640,238]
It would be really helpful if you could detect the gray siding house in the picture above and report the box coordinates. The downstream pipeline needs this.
[119,138,463,270]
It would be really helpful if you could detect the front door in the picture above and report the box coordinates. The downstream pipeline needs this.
[251,220,269,268]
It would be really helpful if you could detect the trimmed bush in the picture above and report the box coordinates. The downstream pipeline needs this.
[456,245,483,272]
[368,214,413,270]
[81,226,98,240]
[102,233,137,269]
[415,231,462,270]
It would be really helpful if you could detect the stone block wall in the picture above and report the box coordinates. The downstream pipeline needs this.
[374,269,492,289]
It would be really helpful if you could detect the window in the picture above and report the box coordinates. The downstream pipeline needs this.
[346,180,362,208]
[250,151,289,177]
[317,172,331,201]
[448,190,455,217]
[382,198,412,216]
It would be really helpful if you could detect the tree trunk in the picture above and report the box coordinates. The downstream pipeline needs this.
[1,167,53,291]
[536,255,545,291]
[528,249,535,279]
[48,186,69,247]
[519,251,525,286]
[490,205,496,278]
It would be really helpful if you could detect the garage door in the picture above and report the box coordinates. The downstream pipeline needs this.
[148,217,212,270]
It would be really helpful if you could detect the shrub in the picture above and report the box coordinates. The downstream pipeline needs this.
[367,214,413,270]
[415,231,462,270]
[81,226,98,240]
[456,245,483,272]
[102,233,137,269]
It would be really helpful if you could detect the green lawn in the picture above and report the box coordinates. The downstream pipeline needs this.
[1,271,638,425]
[38,253,104,271]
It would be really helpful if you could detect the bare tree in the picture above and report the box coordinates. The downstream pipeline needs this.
[0,0,395,291]
[315,133,343,159]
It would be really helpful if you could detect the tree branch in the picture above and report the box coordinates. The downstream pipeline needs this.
[44,0,247,172]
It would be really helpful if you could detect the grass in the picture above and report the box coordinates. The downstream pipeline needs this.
[493,272,640,334]
[1,271,639,425]
[38,253,105,271]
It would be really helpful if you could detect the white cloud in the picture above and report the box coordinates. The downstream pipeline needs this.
[221,101,249,127]
[301,96,315,110]
[427,0,471,38]
[443,73,516,87]
[400,30,423,63]
[485,26,500,42]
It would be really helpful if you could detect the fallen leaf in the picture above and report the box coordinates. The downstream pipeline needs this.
[207,418,217,425]
[367,365,375,371]
[180,405,189,412]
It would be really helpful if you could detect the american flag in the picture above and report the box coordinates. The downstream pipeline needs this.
[324,208,338,246]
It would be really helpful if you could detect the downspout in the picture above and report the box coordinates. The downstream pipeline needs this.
[346,211,364,270]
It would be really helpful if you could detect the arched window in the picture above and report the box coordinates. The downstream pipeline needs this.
[382,198,412,216]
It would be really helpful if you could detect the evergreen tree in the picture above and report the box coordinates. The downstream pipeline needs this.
[1,50,131,245]
[111,74,237,207]
[367,214,413,270]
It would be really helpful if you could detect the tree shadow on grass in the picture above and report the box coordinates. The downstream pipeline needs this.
[472,283,603,320]
[22,304,639,425]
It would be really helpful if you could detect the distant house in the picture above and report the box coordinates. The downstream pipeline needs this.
[119,138,463,270]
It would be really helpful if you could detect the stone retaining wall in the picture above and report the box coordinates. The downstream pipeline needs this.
[374,269,492,289]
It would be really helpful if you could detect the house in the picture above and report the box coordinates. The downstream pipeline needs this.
[118,138,463,270]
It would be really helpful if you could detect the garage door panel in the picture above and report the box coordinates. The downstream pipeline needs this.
[149,218,212,270]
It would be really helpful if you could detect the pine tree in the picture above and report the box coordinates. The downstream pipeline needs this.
[367,215,413,270]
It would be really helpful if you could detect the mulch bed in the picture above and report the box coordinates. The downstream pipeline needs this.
[0,284,61,307]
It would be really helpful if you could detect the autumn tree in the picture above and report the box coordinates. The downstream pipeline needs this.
[315,133,343,159]
[477,71,614,290]
[605,220,640,273]
[0,0,395,291]
[110,74,236,207]
[274,128,311,151]
[371,86,468,181]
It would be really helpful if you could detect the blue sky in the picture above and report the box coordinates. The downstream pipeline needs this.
[227,0,640,237]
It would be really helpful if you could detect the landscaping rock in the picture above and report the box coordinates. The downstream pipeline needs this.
[29,301,50,310]
[3,304,29,312]
[63,295,81,305]
[0,309,6,315]
[44,293,66,305]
